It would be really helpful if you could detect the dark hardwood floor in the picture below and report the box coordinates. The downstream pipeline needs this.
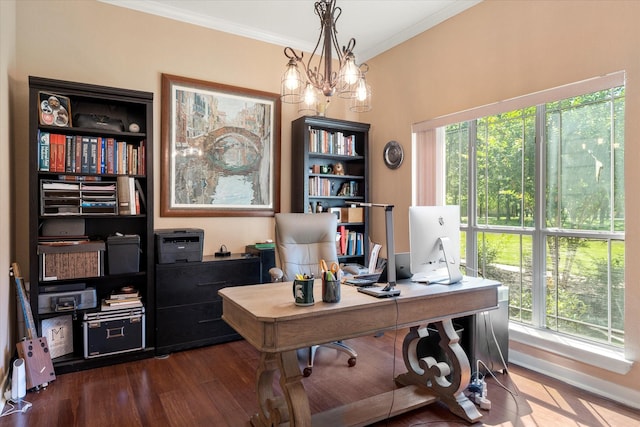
[2,329,639,426]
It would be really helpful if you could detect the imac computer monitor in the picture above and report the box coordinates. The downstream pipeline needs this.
[409,205,463,284]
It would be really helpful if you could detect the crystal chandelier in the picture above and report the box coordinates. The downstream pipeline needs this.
[280,0,372,113]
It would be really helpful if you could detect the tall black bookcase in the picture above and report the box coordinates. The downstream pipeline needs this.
[28,76,155,373]
[291,116,370,265]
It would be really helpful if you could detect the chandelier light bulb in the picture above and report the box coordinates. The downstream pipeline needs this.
[304,83,318,105]
[343,56,360,85]
[284,65,301,90]
[356,78,368,101]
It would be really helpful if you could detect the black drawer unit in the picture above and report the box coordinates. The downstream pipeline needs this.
[155,254,260,355]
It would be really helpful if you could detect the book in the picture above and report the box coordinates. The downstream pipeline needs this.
[117,175,131,215]
[117,141,127,174]
[109,289,140,300]
[253,242,275,249]
[100,137,106,174]
[101,299,142,311]
[55,133,65,173]
[346,231,355,255]
[81,136,90,173]
[133,179,146,214]
[106,138,115,174]
[74,135,83,173]
[127,143,134,175]
[48,133,57,172]
[138,140,146,175]
[38,130,50,171]
[131,147,138,175]
[104,295,141,305]
[356,232,363,256]
[368,243,382,274]
[129,176,136,215]
[89,136,98,174]
[133,191,138,215]
[65,135,74,172]
[48,133,60,172]
[113,140,119,174]
[95,137,102,174]
[339,225,347,255]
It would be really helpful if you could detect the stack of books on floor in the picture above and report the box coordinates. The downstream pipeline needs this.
[101,288,142,311]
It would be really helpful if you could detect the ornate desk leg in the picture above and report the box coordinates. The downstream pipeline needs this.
[251,350,312,427]
[395,320,482,423]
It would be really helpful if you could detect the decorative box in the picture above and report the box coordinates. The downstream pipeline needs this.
[341,207,363,223]
[83,307,145,358]
[41,315,73,359]
[38,241,105,281]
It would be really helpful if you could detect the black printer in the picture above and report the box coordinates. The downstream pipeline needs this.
[155,228,204,264]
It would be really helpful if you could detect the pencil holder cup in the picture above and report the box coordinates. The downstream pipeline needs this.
[322,279,341,303]
[293,279,315,306]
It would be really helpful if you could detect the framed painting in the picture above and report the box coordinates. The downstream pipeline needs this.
[161,74,281,217]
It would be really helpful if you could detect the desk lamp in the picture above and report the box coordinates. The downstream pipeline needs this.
[356,203,400,297]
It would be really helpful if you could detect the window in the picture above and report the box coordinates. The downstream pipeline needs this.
[414,73,625,348]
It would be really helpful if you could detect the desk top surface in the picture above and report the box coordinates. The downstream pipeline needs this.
[219,276,499,323]
[220,277,500,352]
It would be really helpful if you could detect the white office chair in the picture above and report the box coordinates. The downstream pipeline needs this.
[269,212,357,377]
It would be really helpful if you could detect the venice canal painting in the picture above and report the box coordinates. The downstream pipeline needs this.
[165,77,278,216]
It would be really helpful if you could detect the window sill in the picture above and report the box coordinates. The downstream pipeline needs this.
[509,323,633,375]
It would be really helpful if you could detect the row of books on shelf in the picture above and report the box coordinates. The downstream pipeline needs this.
[309,127,358,156]
[38,130,146,176]
[337,226,364,256]
[309,177,359,197]
[309,176,333,197]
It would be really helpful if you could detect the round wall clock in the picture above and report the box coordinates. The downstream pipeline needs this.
[383,140,404,169]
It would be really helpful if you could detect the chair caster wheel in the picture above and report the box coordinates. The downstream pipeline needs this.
[303,367,312,377]
[347,357,356,367]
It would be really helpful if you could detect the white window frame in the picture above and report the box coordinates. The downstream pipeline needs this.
[412,71,632,373]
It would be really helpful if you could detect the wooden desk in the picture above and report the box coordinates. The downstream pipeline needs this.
[220,277,500,426]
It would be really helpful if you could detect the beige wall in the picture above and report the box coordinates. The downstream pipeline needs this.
[1,0,17,391]
[11,0,359,265]
[366,0,640,395]
[5,0,639,403]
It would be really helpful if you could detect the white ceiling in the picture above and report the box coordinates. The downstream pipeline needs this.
[101,0,481,61]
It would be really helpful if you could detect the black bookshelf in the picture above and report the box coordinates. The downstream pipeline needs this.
[28,76,154,373]
[291,116,370,265]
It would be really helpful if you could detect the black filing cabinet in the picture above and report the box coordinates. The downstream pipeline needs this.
[155,254,260,355]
